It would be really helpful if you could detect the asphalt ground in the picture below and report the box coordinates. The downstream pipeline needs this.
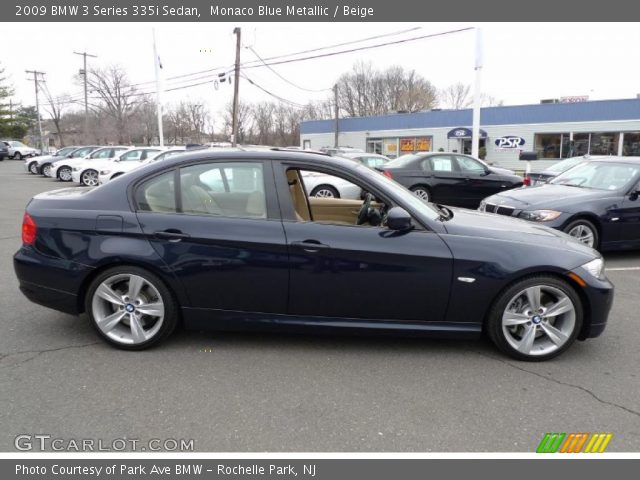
[0,158,639,452]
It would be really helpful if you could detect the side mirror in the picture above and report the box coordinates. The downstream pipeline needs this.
[630,189,640,201]
[387,207,413,231]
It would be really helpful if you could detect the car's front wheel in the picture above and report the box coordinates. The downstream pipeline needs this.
[28,161,38,174]
[563,219,599,249]
[487,275,582,361]
[14,152,23,161]
[41,163,52,176]
[81,169,99,186]
[58,166,72,181]
[86,266,178,350]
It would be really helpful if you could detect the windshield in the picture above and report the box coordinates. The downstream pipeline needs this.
[56,147,76,156]
[354,164,440,221]
[550,161,640,190]
[546,157,585,174]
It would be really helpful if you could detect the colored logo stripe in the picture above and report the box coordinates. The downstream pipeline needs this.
[537,433,613,453]
[536,433,566,453]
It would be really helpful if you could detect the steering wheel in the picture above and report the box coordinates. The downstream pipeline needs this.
[356,193,373,225]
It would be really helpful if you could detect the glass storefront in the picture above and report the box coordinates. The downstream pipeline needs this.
[367,136,432,158]
[535,131,627,158]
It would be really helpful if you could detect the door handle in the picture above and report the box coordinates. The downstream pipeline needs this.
[154,229,191,242]
[291,240,330,253]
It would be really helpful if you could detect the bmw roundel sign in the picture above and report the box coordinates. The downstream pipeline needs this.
[494,136,526,149]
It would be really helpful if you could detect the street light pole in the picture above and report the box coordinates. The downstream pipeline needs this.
[74,50,97,144]
[231,27,241,147]
[471,27,483,159]
[152,28,164,147]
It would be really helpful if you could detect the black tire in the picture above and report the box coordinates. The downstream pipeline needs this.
[310,185,340,198]
[58,166,72,181]
[410,185,431,202]
[28,161,38,174]
[563,218,599,250]
[41,163,52,176]
[14,152,23,161]
[85,265,179,350]
[486,275,583,361]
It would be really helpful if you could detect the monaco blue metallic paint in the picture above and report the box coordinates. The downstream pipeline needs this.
[14,150,613,343]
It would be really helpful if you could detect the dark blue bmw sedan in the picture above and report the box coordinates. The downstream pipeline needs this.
[14,150,614,361]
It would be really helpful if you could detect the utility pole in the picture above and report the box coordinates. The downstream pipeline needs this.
[74,50,97,144]
[231,27,241,147]
[152,28,164,147]
[333,84,339,148]
[25,70,45,152]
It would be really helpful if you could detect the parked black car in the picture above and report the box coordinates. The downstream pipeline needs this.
[0,141,8,161]
[14,150,613,360]
[480,157,640,251]
[381,152,523,208]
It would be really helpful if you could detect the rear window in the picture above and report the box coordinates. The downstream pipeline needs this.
[385,154,423,168]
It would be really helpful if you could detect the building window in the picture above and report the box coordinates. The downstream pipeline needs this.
[623,132,640,156]
[573,133,590,156]
[589,132,619,155]
[366,137,431,158]
[535,133,565,159]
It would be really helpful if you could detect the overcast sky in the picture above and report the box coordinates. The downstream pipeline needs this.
[2,22,640,125]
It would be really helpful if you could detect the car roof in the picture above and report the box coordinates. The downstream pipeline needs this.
[588,156,640,164]
[340,152,387,159]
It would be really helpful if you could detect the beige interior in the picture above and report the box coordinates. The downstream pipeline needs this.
[287,169,311,221]
[307,197,363,224]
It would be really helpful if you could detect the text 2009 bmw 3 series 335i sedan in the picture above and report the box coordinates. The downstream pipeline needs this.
[14,150,614,361]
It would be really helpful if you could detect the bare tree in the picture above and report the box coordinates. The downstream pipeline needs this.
[184,101,208,143]
[41,85,70,146]
[84,65,140,143]
[440,82,472,110]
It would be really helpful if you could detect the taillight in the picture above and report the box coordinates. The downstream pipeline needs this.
[383,170,393,179]
[523,176,531,186]
[22,213,37,245]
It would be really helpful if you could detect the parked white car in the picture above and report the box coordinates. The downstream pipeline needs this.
[301,171,362,199]
[49,146,129,181]
[2,140,39,160]
[73,147,164,186]
[97,147,185,185]
[25,145,81,174]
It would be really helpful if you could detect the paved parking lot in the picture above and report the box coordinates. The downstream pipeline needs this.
[0,159,639,452]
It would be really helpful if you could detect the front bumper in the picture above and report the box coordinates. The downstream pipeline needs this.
[571,266,614,340]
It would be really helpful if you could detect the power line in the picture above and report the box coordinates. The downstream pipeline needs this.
[241,73,306,108]
[247,46,331,93]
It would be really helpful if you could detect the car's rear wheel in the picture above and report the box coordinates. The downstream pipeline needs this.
[58,166,72,181]
[86,266,178,350]
[410,185,430,202]
[81,169,99,186]
[28,161,38,174]
[563,219,599,249]
[41,163,52,177]
[14,152,23,161]
[310,185,339,198]
[487,275,582,361]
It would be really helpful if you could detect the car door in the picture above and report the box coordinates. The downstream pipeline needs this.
[275,162,453,322]
[617,179,640,246]
[134,160,289,314]
[452,155,504,208]
[421,154,466,205]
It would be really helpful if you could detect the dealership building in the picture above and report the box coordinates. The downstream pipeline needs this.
[299,98,640,171]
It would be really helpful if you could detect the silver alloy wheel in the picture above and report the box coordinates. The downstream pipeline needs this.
[567,224,595,247]
[412,188,430,201]
[29,162,38,174]
[81,170,99,186]
[91,273,165,345]
[501,285,576,357]
[42,164,51,176]
[59,167,72,181]
[314,188,336,198]
[15,152,23,160]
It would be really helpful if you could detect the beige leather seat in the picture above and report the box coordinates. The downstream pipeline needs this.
[145,179,175,212]
[246,191,267,217]
[181,174,222,215]
[286,170,311,221]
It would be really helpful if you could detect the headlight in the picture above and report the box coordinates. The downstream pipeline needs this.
[519,209,562,222]
[100,170,111,175]
[581,258,605,280]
